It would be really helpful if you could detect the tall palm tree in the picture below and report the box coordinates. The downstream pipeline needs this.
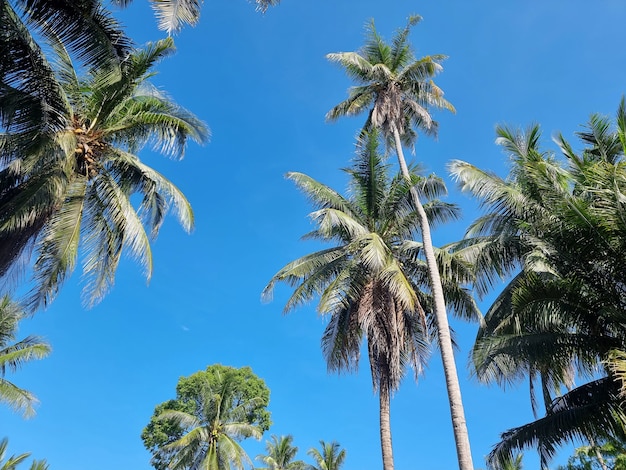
[448,100,626,468]
[306,441,345,470]
[153,369,264,470]
[264,131,478,470]
[0,37,208,310]
[0,296,50,416]
[256,435,305,470]
[325,15,473,470]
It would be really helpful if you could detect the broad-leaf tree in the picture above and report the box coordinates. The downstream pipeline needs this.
[142,365,271,470]
[325,16,473,470]
[0,296,50,417]
[264,131,478,470]
[0,37,208,310]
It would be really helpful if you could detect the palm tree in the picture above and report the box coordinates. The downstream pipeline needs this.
[0,37,208,310]
[306,441,345,470]
[0,438,29,470]
[448,100,626,467]
[110,0,281,35]
[0,296,50,417]
[325,15,473,470]
[153,369,264,470]
[264,131,478,470]
[256,435,305,470]
[0,439,47,470]
[1,0,132,141]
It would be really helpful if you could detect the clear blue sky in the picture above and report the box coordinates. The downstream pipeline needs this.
[3,1,626,469]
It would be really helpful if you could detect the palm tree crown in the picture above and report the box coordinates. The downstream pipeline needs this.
[326,15,454,144]
[0,296,50,417]
[256,435,305,470]
[0,37,209,310]
[306,441,346,470]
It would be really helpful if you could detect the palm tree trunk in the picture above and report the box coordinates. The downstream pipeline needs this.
[587,434,609,470]
[391,127,474,470]
[379,381,394,470]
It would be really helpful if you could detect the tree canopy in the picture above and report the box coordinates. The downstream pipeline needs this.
[142,364,271,470]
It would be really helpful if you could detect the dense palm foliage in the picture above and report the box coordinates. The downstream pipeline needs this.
[449,99,626,468]
[0,36,208,310]
[1,0,131,138]
[0,438,47,470]
[325,16,474,470]
[305,441,346,470]
[0,296,50,416]
[150,368,265,470]
[256,435,305,470]
[264,131,478,470]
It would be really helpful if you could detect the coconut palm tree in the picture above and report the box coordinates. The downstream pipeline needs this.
[0,37,208,310]
[256,435,305,470]
[264,131,478,470]
[448,100,626,468]
[306,441,345,470]
[325,15,473,470]
[0,438,48,470]
[0,438,29,470]
[0,296,50,416]
[1,0,132,140]
[153,369,264,470]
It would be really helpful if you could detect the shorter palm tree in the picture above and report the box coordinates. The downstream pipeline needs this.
[0,438,29,470]
[154,369,264,470]
[256,435,305,470]
[0,296,50,417]
[264,131,478,470]
[306,441,345,470]
[0,438,48,470]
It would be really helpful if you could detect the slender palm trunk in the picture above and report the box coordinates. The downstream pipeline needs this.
[391,127,474,470]
[379,381,394,470]
[587,434,609,470]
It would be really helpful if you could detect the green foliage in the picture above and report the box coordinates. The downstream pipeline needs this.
[450,98,626,467]
[306,441,346,470]
[265,130,477,470]
[0,296,50,417]
[0,36,208,311]
[264,130,477,395]
[142,364,271,470]
[326,16,454,147]
[256,435,306,470]
[0,438,48,470]
[557,438,626,470]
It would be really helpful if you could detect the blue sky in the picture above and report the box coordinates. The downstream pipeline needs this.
[3,1,626,469]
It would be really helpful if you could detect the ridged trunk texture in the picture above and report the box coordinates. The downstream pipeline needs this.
[392,127,474,470]
[379,382,394,470]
